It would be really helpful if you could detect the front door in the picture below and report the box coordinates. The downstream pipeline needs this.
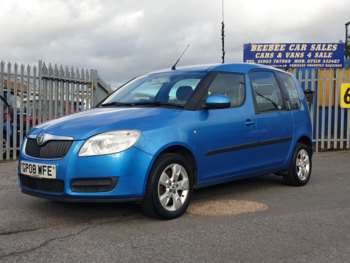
[194,72,259,184]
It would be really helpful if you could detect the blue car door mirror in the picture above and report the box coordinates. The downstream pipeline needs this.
[205,95,231,109]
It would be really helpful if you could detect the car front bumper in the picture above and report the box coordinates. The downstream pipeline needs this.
[18,140,154,201]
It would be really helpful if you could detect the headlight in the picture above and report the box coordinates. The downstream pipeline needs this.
[79,130,141,157]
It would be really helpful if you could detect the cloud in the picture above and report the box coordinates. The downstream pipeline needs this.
[0,0,349,87]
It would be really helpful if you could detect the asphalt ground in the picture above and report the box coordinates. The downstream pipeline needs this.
[0,151,349,263]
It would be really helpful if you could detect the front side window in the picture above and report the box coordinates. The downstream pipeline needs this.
[101,72,206,107]
[206,73,245,107]
[250,71,283,113]
[276,72,301,110]
[168,78,202,103]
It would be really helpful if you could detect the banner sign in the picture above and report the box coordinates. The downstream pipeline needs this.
[243,43,345,68]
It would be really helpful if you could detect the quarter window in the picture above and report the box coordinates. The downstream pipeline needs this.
[206,73,245,107]
[276,72,301,110]
[250,71,283,113]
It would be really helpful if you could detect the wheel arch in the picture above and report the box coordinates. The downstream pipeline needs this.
[284,134,313,169]
[296,135,313,154]
[146,143,198,189]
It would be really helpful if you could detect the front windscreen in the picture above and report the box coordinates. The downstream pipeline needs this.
[101,71,207,107]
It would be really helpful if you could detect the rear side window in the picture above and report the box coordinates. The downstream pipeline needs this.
[276,72,301,110]
[250,71,283,113]
[206,73,245,107]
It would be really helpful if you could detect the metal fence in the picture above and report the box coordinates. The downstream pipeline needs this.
[0,60,99,161]
[293,68,350,152]
[1,63,349,160]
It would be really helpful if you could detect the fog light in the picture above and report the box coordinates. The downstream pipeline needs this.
[71,177,118,193]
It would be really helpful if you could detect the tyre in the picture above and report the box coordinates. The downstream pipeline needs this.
[142,153,194,219]
[283,143,312,186]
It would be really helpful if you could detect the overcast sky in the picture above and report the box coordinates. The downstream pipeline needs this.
[0,0,349,87]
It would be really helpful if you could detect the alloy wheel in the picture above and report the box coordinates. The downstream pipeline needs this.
[157,163,190,212]
[296,149,310,181]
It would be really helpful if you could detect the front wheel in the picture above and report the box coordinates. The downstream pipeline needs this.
[284,143,312,186]
[142,153,193,219]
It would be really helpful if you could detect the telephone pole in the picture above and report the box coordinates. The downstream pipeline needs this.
[221,0,225,64]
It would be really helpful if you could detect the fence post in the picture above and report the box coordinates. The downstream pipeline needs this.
[85,69,90,110]
[43,63,49,122]
[76,68,81,113]
[315,70,320,152]
[327,70,333,150]
[340,68,346,149]
[59,66,65,117]
[19,64,24,149]
[320,70,327,151]
[346,69,350,149]
[0,61,4,161]
[12,64,18,159]
[48,64,53,120]
[333,69,339,150]
[32,66,37,127]
[38,61,42,124]
[26,65,31,135]
[91,69,98,107]
[70,67,75,113]
[54,64,59,119]
[65,66,70,115]
[5,63,11,160]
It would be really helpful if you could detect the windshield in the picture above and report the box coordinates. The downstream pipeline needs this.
[101,71,207,107]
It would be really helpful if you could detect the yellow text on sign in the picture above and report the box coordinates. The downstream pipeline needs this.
[340,83,350,108]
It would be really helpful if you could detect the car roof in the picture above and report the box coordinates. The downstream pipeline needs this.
[150,63,290,75]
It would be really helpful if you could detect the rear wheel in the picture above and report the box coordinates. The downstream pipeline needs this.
[142,153,193,219]
[284,143,312,186]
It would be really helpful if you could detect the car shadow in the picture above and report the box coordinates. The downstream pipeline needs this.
[27,174,284,223]
[192,173,285,201]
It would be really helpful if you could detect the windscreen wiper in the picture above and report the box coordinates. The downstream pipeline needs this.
[140,102,184,108]
[254,91,281,110]
[99,101,184,108]
[99,102,138,107]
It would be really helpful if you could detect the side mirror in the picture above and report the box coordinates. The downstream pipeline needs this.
[205,95,231,109]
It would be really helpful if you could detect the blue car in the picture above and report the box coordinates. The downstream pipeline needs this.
[18,63,313,219]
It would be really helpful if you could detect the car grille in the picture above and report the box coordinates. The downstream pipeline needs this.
[25,138,72,159]
[19,175,64,193]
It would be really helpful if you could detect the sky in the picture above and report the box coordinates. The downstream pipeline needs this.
[0,0,349,87]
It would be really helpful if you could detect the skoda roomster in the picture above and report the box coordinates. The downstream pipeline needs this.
[19,64,313,219]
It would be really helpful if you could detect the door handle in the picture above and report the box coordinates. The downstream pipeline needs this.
[245,119,255,127]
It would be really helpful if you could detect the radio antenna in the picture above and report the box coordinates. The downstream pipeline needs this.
[221,0,226,64]
[171,44,190,70]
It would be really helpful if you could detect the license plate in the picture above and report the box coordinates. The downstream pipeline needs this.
[20,161,56,179]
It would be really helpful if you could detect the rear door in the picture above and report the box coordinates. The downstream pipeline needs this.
[249,70,293,169]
